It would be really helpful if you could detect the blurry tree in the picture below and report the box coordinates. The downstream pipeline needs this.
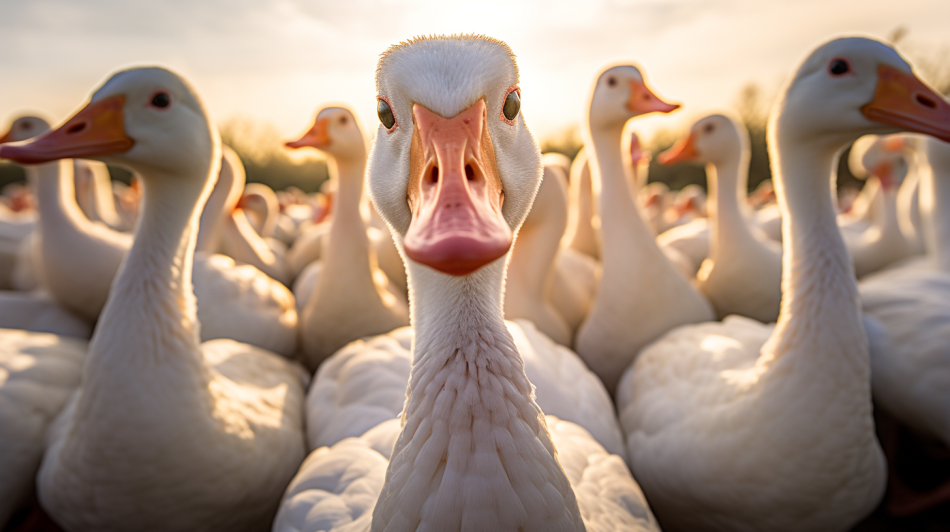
[539,125,584,162]
[220,117,328,193]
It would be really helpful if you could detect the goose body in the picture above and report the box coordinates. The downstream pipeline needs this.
[0,67,308,531]
[617,37,950,531]
[276,35,655,532]
[0,328,86,527]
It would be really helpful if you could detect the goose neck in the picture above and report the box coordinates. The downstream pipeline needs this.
[707,151,756,256]
[765,131,866,370]
[28,159,89,231]
[586,124,657,253]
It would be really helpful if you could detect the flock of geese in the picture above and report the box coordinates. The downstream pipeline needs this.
[0,32,949,532]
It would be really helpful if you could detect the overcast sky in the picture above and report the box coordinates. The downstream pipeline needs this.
[2,0,949,148]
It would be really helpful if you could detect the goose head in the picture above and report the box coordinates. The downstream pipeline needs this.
[659,113,749,168]
[848,134,909,190]
[588,65,679,131]
[0,116,51,144]
[770,37,950,155]
[367,35,542,277]
[286,106,367,164]
[0,67,219,196]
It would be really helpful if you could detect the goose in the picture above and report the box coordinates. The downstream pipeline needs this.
[275,35,656,532]
[0,66,308,531]
[845,134,918,277]
[563,148,600,260]
[0,328,86,528]
[0,118,298,356]
[574,64,714,395]
[214,151,294,285]
[73,158,123,230]
[195,144,245,255]
[285,105,409,370]
[505,164,573,345]
[859,135,950,516]
[616,37,950,531]
[658,112,783,322]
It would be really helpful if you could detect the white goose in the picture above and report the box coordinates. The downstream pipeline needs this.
[275,35,656,532]
[616,37,950,531]
[574,64,714,395]
[285,105,409,370]
[0,117,298,356]
[658,112,783,322]
[859,135,950,515]
[845,134,918,277]
[0,66,308,531]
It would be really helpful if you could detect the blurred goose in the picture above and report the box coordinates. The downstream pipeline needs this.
[275,35,657,532]
[860,135,950,515]
[658,112,782,322]
[574,64,713,395]
[0,118,298,356]
[0,66,308,531]
[845,134,918,277]
[285,105,409,370]
[616,37,950,531]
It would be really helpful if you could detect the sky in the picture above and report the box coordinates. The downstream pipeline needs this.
[2,0,949,153]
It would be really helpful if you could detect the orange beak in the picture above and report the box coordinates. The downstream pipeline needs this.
[883,135,906,152]
[0,96,133,164]
[627,79,680,115]
[403,99,511,276]
[871,160,896,190]
[862,65,950,143]
[285,117,331,149]
[658,133,699,165]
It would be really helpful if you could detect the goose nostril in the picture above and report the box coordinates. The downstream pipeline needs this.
[66,122,86,135]
[916,94,938,109]
[465,165,474,181]
[430,167,439,183]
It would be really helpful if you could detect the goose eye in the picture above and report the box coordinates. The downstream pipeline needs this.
[340,116,348,125]
[503,90,521,122]
[150,92,171,109]
[704,124,714,133]
[377,99,396,130]
[20,123,31,130]
[607,76,617,87]
[829,59,850,76]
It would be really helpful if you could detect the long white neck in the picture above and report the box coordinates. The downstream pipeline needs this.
[586,124,667,268]
[706,147,759,260]
[76,157,216,428]
[505,212,561,322]
[372,259,583,531]
[28,160,94,234]
[763,128,867,377]
[321,155,374,273]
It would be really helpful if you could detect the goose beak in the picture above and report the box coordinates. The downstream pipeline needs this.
[872,160,896,190]
[862,65,950,143]
[0,128,11,145]
[0,96,133,164]
[286,117,331,149]
[403,99,512,276]
[629,134,648,163]
[659,133,699,165]
[627,79,680,115]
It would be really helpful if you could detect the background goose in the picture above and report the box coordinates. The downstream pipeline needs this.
[285,105,409,371]
[616,37,950,532]
[574,63,714,395]
[658,112,783,322]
